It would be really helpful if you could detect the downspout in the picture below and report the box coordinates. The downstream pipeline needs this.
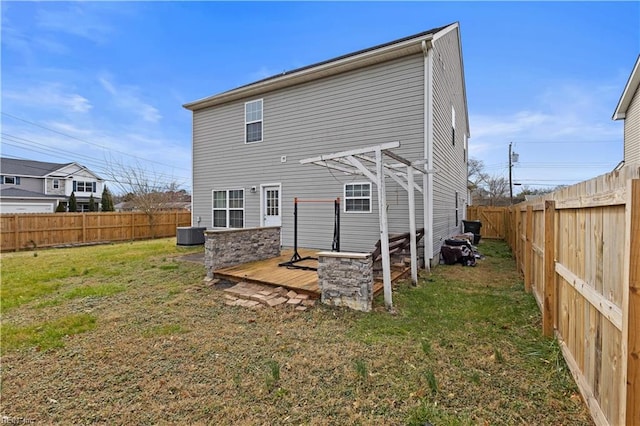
[422,39,434,270]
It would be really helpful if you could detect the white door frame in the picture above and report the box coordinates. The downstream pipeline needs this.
[260,183,282,227]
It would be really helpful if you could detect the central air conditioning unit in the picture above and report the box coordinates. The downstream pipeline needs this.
[176,227,207,246]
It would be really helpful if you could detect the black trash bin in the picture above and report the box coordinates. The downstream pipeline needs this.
[462,220,482,245]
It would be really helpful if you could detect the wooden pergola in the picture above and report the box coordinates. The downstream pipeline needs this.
[300,141,426,309]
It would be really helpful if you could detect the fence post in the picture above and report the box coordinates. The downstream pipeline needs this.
[543,200,556,337]
[13,214,19,251]
[524,205,533,293]
[623,179,639,425]
[514,208,521,272]
[82,213,86,243]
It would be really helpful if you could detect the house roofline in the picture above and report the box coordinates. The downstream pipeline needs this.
[0,190,66,200]
[433,22,470,138]
[46,162,104,181]
[183,23,455,111]
[613,54,640,120]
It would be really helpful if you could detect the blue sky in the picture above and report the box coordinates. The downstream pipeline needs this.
[1,1,638,193]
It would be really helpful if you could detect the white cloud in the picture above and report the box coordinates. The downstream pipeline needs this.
[3,83,92,113]
[249,66,279,82]
[98,76,162,123]
[468,81,624,188]
[35,4,114,44]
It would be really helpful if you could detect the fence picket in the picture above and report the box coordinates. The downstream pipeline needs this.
[466,164,640,426]
[0,211,191,251]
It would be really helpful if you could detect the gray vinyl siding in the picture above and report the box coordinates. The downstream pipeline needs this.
[192,54,426,253]
[0,176,43,193]
[624,85,640,164]
[430,27,469,256]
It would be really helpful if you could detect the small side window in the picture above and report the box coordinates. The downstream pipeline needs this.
[245,99,263,143]
[451,105,456,146]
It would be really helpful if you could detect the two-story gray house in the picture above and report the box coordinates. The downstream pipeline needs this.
[613,55,640,166]
[0,158,104,213]
[184,22,470,266]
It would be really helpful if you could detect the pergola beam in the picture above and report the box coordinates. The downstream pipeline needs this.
[300,141,400,164]
[300,141,425,309]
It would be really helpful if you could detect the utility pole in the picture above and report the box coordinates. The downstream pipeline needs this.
[509,142,519,204]
[509,142,513,204]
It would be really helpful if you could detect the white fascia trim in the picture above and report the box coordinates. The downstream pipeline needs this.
[613,55,640,120]
[433,22,470,138]
[184,36,434,111]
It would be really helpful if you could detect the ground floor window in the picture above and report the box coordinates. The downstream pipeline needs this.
[344,182,371,213]
[212,189,244,228]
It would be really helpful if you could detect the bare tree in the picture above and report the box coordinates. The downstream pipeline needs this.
[467,158,487,186]
[468,158,511,206]
[483,175,510,206]
[103,158,187,235]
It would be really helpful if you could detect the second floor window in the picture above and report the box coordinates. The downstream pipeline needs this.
[53,179,60,189]
[74,181,96,192]
[2,176,20,185]
[245,99,263,143]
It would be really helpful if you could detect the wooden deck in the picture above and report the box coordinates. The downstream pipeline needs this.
[214,249,409,298]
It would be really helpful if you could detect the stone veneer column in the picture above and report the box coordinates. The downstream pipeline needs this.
[204,227,280,278]
[317,251,374,312]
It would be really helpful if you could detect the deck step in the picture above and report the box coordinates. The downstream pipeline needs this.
[223,281,316,309]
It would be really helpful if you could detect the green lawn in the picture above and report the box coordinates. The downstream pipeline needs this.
[0,238,591,424]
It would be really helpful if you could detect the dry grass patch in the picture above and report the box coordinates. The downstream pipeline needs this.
[0,238,592,424]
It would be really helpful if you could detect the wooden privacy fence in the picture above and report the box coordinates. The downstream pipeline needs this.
[466,206,507,239]
[0,211,191,252]
[503,164,640,426]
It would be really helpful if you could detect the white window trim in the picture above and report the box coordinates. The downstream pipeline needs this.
[3,176,16,185]
[211,188,245,228]
[451,104,456,146]
[53,179,60,189]
[463,134,468,163]
[344,182,372,214]
[244,99,263,144]
[74,180,96,193]
[259,183,282,227]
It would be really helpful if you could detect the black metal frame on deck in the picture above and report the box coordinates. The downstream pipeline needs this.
[278,197,340,271]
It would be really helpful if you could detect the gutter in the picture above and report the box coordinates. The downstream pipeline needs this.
[421,39,434,268]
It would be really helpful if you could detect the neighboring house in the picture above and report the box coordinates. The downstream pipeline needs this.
[613,54,640,166]
[0,158,104,213]
[183,22,470,265]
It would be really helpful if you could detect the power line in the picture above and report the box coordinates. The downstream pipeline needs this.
[1,138,190,192]
[1,132,190,185]
[1,152,184,193]
[1,111,190,172]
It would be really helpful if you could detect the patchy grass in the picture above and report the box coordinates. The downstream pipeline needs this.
[2,313,97,352]
[62,283,127,300]
[0,238,592,424]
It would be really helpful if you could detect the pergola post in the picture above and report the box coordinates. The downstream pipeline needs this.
[375,149,393,308]
[300,141,426,311]
[407,164,418,285]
